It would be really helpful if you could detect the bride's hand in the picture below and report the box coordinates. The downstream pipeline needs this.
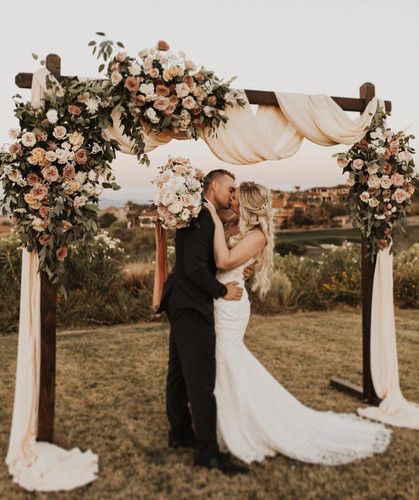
[204,202,221,224]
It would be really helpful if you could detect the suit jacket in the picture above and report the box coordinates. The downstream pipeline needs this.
[158,207,226,325]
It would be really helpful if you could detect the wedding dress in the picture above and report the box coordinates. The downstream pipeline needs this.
[214,253,391,465]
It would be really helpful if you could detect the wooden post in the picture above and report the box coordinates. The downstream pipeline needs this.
[359,82,380,405]
[36,55,61,442]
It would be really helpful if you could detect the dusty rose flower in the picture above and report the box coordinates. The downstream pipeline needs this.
[24,194,42,209]
[183,75,195,87]
[157,40,170,51]
[383,149,391,160]
[9,143,22,156]
[383,163,393,175]
[74,195,88,207]
[74,148,88,165]
[27,173,40,186]
[336,157,348,168]
[191,106,202,117]
[125,76,140,93]
[156,84,170,97]
[39,206,51,218]
[182,96,197,110]
[149,68,159,79]
[68,105,82,115]
[21,132,36,147]
[31,217,44,232]
[406,183,415,196]
[194,71,206,83]
[61,220,73,232]
[30,183,48,200]
[164,104,177,116]
[191,118,201,128]
[39,234,53,245]
[45,150,57,162]
[391,173,404,187]
[168,95,179,106]
[10,216,18,225]
[63,179,80,194]
[48,140,59,151]
[207,95,217,106]
[382,189,392,201]
[154,97,170,111]
[389,141,399,155]
[56,247,68,261]
[63,164,76,179]
[53,126,67,140]
[36,131,48,142]
[42,165,59,182]
[133,94,146,107]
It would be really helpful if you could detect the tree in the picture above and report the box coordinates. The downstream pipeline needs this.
[99,212,118,228]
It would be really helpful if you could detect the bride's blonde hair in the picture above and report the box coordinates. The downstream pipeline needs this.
[237,182,274,298]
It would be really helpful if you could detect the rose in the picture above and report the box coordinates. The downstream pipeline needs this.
[143,56,153,72]
[149,68,159,79]
[74,195,88,208]
[368,198,379,208]
[392,188,407,204]
[175,83,190,98]
[45,150,57,162]
[367,163,379,175]
[39,234,53,245]
[46,108,58,124]
[53,126,67,140]
[181,193,194,206]
[115,51,127,62]
[74,148,88,165]
[359,191,370,203]
[133,95,146,107]
[380,176,392,189]
[9,128,20,139]
[367,176,381,189]
[21,132,36,147]
[68,131,84,149]
[24,193,42,209]
[63,164,76,179]
[168,201,183,214]
[41,165,59,182]
[153,97,170,111]
[31,218,44,232]
[352,159,364,170]
[145,107,159,124]
[56,247,68,261]
[156,84,170,97]
[383,163,393,175]
[129,63,142,76]
[160,188,175,206]
[68,105,82,116]
[157,40,170,51]
[125,76,140,93]
[397,151,412,163]
[63,179,80,194]
[390,173,404,187]
[162,69,172,82]
[30,183,48,200]
[27,173,40,186]
[9,143,22,156]
[111,71,123,86]
[182,96,197,110]
[139,83,155,97]
[389,141,399,155]
[39,206,50,218]
[207,95,217,107]
[406,183,415,196]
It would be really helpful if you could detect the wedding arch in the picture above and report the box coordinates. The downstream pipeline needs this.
[3,44,418,491]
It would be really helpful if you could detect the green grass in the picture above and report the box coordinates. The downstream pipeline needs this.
[1,309,418,499]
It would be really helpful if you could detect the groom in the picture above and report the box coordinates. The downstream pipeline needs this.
[159,169,248,475]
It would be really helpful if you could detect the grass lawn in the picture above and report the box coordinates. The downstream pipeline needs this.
[1,309,418,499]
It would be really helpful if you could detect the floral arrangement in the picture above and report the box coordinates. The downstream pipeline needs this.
[335,107,417,256]
[0,74,120,279]
[153,156,204,230]
[90,35,246,151]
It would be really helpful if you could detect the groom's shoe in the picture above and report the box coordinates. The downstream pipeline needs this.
[195,453,249,476]
[169,438,195,449]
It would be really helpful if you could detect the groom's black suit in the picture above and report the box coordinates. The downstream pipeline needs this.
[159,207,227,464]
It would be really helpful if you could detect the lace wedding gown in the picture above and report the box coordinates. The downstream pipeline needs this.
[214,257,392,465]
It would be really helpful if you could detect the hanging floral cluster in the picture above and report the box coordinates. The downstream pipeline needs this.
[335,106,417,257]
[0,36,245,279]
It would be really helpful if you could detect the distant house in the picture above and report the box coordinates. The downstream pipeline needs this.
[139,209,157,228]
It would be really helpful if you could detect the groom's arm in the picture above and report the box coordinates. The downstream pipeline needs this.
[183,211,227,300]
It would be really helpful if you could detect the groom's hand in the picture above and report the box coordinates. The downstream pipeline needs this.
[224,281,243,301]
[243,263,255,281]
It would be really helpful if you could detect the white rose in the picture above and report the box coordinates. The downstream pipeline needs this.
[359,191,370,203]
[111,71,123,86]
[140,83,155,97]
[32,218,44,232]
[160,189,175,206]
[181,208,190,221]
[368,198,379,208]
[146,107,159,124]
[380,176,392,189]
[9,128,20,139]
[168,201,183,214]
[175,83,190,98]
[367,175,381,189]
[129,64,142,76]
[21,132,36,147]
[397,151,412,163]
[367,163,379,175]
[45,150,57,162]
[46,109,58,124]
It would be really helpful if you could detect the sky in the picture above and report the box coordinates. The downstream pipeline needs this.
[1,0,418,203]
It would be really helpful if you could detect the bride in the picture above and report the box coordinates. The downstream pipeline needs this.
[205,181,392,466]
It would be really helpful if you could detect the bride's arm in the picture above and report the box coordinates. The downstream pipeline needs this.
[207,205,265,270]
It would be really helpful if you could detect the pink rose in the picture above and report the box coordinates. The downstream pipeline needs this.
[53,126,67,140]
[164,104,176,116]
[39,234,53,246]
[63,164,76,179]
[74,195,87,207]
[56,247,68,261]
[154,97,170,111]
[74,149,88,165]
[156,84,170,97]
[390,173,404,187]
[149,68,159,79]
[30,183,48,201]
[9,143,22,156]
[42,165,59,182]
[157,40,170,51]
[27,173,40,186]
[125,76,140,93]
[392,188,407,204]
[353,159,364,170]
[61,220,73,232]
[39,206,51,219]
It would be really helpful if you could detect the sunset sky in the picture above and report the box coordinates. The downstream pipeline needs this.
[1,0,418,203]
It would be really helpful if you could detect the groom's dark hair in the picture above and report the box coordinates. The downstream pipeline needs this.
[203,169,235,194]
